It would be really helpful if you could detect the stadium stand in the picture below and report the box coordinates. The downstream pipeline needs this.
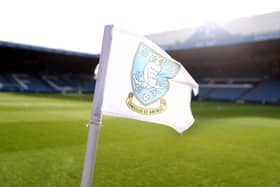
[42,75,95,93]
[42,75,77,93]
[194,81,280,104]
[79,75,96,93]
[207,87,251,101]
[0,38,98,94]
[148,11,280,51]
[0,74,95,93]
[11,74,53,92]
[197,84,252,101]
[241,80,280,104]
[196,86,212,98]
[1,12,279,104]
[148,12,280,104]
[0,74,19,91]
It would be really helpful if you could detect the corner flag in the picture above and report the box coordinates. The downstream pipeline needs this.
[81,25,198,187]
[98,26,198,133]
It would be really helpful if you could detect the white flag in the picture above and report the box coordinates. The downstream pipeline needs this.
[98,26,199,133]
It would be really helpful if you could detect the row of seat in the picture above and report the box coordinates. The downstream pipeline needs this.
[0,74,95,93]
[196,81,280,104]
[242,80,280,103]
[0,74,279,104]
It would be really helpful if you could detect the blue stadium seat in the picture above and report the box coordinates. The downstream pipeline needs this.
[242,80,280,104]
[42,75,77,92]
[42,74,95,93]
[60,74,95,93]
[196,84,252,102]
[0,74,20,91]
[11,74,54,92]
[61,75,81,92]
[80,75,95,93]
[198,87,213,98]
[207,87,250,101]
[0,74,95,93]
[192,86,212,100]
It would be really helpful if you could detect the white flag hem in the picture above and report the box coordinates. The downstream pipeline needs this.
[181,67,199,96]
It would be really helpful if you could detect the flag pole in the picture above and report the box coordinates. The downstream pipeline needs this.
[80,25,113,187]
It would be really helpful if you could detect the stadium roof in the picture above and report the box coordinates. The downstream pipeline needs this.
[148,11,280,50]
[1,11,279,57]
[0,40,99,59]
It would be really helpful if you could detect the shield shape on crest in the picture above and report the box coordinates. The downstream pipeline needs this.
[130,42,181,107]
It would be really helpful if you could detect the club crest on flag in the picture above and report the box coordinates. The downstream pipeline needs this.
[126,42,180,115]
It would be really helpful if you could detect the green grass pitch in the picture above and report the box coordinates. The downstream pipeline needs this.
[0,93,279,187]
